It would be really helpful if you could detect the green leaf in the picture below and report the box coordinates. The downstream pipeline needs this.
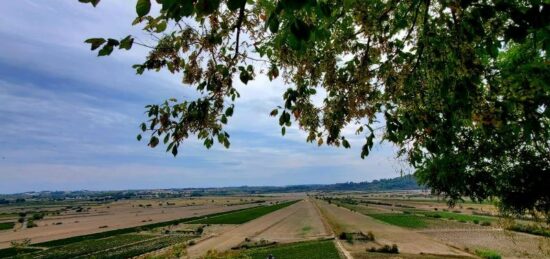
[136,0,151,17]
[140,123,147,132]
[84,38,106,51]
[98,44,113,56]
[171,145,178,156]
[342,139,350,148]
[270,109,278,117]
[281,126,286,136]
[155,21,167,33]
[119,35,134,50]
[196,0,220,16]
[137,134,142,141]
[221,115,228,124]
[162,0,178,10]
[180,0,194,16]
[227,0,246,11]
[225,106,234,116]
[268,15,280,33]
[149,136,159,148]
[79,0,101,7]
[239,71,250,84]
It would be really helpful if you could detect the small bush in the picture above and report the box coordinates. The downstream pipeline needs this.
[475,249,501,259]
[473,219,479,224]
[368,244,399,254]
[481,221,491,226]
[27,220,37,228]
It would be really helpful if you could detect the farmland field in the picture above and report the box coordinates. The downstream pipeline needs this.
[189,200,299,224]
[367,213,428,229]
[245,239,341,259]
[0,196,288,249]
[0,223,14,231]
[0,192,548,258]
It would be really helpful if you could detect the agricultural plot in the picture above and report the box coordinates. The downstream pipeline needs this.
[187,199,319,258]
[190,200,299,224]
[0,222,14,231]
[0,198,267,249]
[252,198,330,243]
[367,214,428,229]
[29,234,156,258]
[244,239,341,259]
[315,199,469,257]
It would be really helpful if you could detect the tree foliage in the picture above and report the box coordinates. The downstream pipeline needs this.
[79,0,549,216]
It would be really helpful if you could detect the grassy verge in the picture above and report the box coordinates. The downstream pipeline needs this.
[190,200,299,224]
[0,222,15,231]
[368,214,428,229]
[244,239,341,259]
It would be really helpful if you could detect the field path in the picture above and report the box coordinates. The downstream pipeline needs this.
[187,199,312,258]
[311,198,353,259]
[316,200,471,257]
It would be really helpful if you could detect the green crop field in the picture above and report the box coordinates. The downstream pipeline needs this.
[245,240,341,259]
[190,200,299,224]
[0,222,15,231]
[30,234,156,259]
[82,235,192,259]
[419,211,495,223]
[368,214,428,228]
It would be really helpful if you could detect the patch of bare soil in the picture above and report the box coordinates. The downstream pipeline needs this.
[423,229,550,259]
[252,198,330,243]
[315,200,471,257]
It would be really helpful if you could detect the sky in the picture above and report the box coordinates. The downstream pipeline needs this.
[0,1,408,194]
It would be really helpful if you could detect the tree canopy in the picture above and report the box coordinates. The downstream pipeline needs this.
[79,0,549,217]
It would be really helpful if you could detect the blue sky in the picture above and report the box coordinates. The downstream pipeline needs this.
[0,1,407,193]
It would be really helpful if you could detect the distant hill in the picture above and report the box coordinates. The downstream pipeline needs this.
[0,175,421,202]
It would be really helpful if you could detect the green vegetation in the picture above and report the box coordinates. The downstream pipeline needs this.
[507,224,550,237]
[75,235,191,259]
[191,201,298,224]
[367,244,399,254]
[0,247,41,258]
[31,234,155,259]
[419,211,495,224]
[0,222,15,231]
[245,240,341,259]
[475,249,502,259]
[368,214,428,229]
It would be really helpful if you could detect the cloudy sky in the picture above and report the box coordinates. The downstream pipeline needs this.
[0,1,407,193]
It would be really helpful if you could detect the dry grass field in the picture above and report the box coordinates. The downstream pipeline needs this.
[0,196,281,249]
[1,192,548,258]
